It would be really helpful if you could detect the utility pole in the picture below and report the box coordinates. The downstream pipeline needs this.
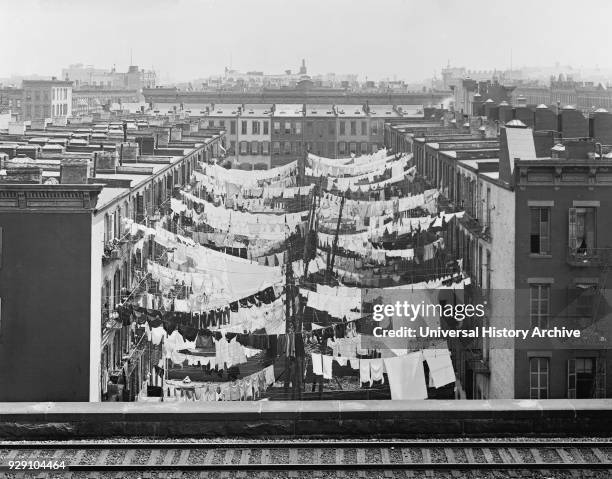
[325,194,345,284]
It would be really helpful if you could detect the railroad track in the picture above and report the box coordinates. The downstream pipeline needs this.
[1,440,612,478]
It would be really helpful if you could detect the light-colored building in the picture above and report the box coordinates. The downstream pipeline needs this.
[22,79,73,121]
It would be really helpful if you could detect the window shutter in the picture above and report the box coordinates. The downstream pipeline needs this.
[567,359,576,398]
[568,208,577,250]
[596,358,606,398]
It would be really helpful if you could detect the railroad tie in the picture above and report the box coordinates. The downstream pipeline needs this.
[175,449,190,479]
[259,448,270,479]
[556,447,581,478]
[400,447,414,478]
[313,448,323,478]
[236,449,250,479]
[496,448,518,478]
[529,448,551,478]
[592,447,610,464]
[380,448,393,478]
[356,448,367,478]
[444,448,461,478]
[220,449,234,479]
[420,448,433,477]
[288,448,299,478]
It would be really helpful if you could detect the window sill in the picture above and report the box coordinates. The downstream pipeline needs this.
[529,254,552,259]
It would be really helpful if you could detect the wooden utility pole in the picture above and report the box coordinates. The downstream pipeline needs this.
[325,194,345,284]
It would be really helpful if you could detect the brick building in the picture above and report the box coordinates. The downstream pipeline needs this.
[0,116,224,401]
[270,104,304,166]
[304,105,337,158]
[405,121,612,400]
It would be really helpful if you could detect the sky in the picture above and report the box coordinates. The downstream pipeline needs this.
[1,0,612,83]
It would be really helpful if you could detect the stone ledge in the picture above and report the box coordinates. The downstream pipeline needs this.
[1,400,612,439]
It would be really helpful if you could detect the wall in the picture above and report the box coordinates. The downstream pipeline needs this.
[0,211,93,401]
[487,182,516,400]
[513,166,612,399]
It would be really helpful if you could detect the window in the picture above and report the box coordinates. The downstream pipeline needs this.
[272,141,280,155]
[240,141,248,155]
[328,122,335,135]
[530,358,549,399]
[219,120,225,128]
[284,122,291,134]
[530,284,550,328]
[306,121,313,135]
[293,142,302,155]
[575,285,595,318]
[284,142,291,155]
[241,121,247,135]
[360,142,368,154]
[263,121,269,135]
[229,141,236,154]
[569,207,596,253]
[340,121,346,136]
[252,121,260,134]
[295,122,302,135]
[371,121,379,136]
[262,141,270,155]
[339,141,347,154]
[273,122,280,134]
[208,120,214,128]
[349,142,357,154]
[350,121,357,135]
[361,121,367,135]
[250,141,259,155]
[230,120,236,135]
[568,358,596,398]
[530,207,550,254]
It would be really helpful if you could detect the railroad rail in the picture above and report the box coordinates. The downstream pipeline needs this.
[1,439,612,477]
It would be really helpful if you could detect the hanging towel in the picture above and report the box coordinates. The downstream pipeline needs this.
[150,327,165,346]
[370,358,385,384]
[322,355,333,380]
[264,365,276,386]
[359,359,372,386]
[349,358,360,370]
[311,353,323,376]
[383,352,427,400]
[422,349,456,388]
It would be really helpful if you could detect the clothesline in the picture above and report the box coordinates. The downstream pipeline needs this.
[163,365,276,401]
[311,348,455,399]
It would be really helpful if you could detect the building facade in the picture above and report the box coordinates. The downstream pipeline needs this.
[22,79,73,121]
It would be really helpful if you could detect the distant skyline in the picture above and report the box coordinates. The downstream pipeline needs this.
[1,0,612,84]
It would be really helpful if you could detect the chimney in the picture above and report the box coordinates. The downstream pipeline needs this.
[2,164,42,184]
[60,158,90,184]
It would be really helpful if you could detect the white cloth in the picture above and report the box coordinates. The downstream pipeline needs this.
[370,358,385,384]
[322,355,333,380]
[150,326,165,346]
[422,349,456,388]
[383,352,428,400]
[359,359,372,386]
[311,353,323,376]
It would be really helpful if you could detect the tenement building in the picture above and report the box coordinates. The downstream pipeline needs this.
[0,115,223,401]
[409,119,612,400]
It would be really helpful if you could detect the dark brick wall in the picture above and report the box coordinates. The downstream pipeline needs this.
[0,213,93,401]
